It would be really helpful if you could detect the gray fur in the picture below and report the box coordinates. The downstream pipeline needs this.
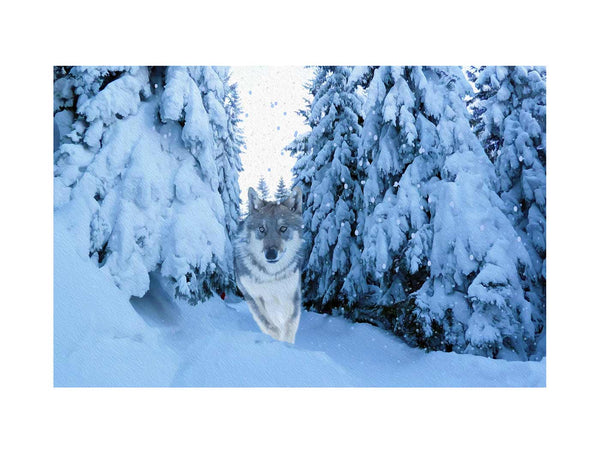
[234,187,304,343]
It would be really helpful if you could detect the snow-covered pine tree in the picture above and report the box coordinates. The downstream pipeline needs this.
[199,67,244,242]
[290,66,366,313]
[474,66,546,350]
[274,176,289,203]
[464,66,490,153]
[196,67,244,284]
[357,66,539,359]
[257,175,270,200]
[53,66,244,304]
[353,66,419,327]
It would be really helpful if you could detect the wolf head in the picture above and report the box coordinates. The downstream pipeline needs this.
[241,186,303,274]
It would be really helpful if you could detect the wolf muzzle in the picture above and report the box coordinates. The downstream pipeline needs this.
[265,247,286,263]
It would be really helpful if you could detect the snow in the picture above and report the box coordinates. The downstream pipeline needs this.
[79,67,149,124]
[55,212,544,387]
[54,210,179,387]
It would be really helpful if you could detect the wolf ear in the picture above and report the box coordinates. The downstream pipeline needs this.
[284,186,302,213]
[248,187,264,212]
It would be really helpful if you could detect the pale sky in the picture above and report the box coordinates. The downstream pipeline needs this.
[229,66,314,212]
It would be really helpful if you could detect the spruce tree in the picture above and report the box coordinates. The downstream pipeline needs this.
[290,66,366,313]
[257,175,270,200]
[274,176,289,202]
[464,66,492,154]
[357,66,539,359]
[474,66,546,348]
[53,66,244,304]
[290,66,542,360]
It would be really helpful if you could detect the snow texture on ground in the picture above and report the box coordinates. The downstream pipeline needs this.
[55,212,545,388]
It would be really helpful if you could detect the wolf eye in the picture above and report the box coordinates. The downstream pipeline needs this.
[258,226,265,233]
[279,226,287,233]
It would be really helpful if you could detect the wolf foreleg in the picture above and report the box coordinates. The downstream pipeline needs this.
[281,290,302,344]
[245,296,282,340]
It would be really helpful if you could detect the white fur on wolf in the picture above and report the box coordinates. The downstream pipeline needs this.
[237,228,303,343]
[239,270,300,341]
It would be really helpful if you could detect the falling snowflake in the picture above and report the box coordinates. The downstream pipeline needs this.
[370,197,375,203]
[361,180,365,185]
[382,263,386,269]
[344,183,348,189]
[513,206,518,212]
[154,83,158,89]
[374,135,378,141]
[517,236,522,242]
[469,254,474,261]
[354,230,359,236]
[427,260,432,267]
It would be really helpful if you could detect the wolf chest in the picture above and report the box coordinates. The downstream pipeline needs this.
[239,271,300,331]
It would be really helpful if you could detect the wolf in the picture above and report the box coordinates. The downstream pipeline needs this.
[234,186,304,343]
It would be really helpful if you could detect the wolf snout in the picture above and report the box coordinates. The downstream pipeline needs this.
[265,247,279,262]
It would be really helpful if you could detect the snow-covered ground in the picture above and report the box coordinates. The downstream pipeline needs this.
[54,207,545,388]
